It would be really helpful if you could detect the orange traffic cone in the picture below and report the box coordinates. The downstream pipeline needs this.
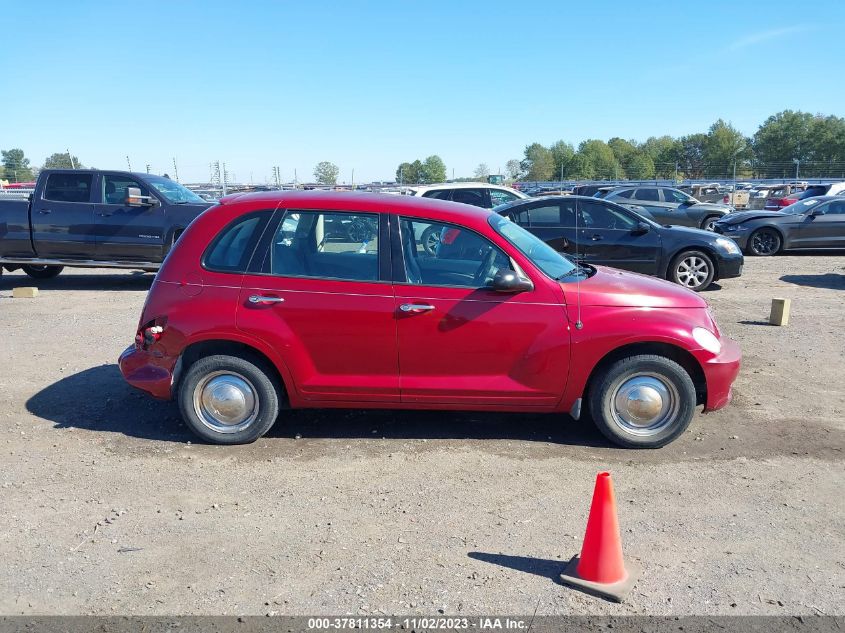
[559,471,639,602]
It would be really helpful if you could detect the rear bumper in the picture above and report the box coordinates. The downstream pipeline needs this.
[701,337,741,411]
[118,345,175,400]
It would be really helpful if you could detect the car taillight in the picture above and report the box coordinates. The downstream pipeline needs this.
[779,198,795,207]
[136,319,166,350]
[723,195,730,204]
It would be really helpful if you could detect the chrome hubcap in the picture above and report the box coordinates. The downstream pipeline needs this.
[193,371,259,433]
[611,373,679,436]
[703,218,717,231]
[676,256,709,288]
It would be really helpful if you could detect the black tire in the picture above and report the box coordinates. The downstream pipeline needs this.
[22,265,64,279]
[668,250,715,292]
[420,225,441,255]
[747,227,782,256]
[588,354,697,448]
[178,353,282,444]
[700,215,720,231]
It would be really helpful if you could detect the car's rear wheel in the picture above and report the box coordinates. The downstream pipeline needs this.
[747,228,782,256]
[178,353,281,444]
[669,250,714,291]
[22,264,64,279]
[588,355,696,448]
[700,215,720,231]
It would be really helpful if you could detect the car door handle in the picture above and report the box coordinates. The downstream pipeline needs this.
[590,234,603,241]
[399,303,435,313]
[248,295,284,304]
[38,209,51,215]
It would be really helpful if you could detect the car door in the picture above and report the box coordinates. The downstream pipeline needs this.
[793,200,845,248]
[31,172,96,258]
[393,215,569,406]
[236,208,400,402]
[93,173,168,261]
[521,199,578,256]
[577,201,661,274]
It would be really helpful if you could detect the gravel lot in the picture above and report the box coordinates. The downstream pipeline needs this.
[0,255,843,616]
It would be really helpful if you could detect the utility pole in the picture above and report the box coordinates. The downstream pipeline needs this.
[222,163,229,195]
[793,158,800,181]
[66,149,76,169]
[172,157,179,182]
[145,164,150,174]
[674,161,679,183]
[351,168,354,190]
[126,156,132,171]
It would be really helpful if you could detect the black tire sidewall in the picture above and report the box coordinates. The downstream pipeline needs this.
[748,228,781,256]
[669,250,715,292]
[22,265,64,279]
[588,354,697,448]
[178,354,281,444]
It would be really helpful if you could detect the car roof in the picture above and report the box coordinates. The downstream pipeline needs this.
[493,194,612,212]
[216,190,494,224]
[410,182,525,195]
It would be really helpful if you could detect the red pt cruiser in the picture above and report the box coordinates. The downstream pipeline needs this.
[119,192,740,448]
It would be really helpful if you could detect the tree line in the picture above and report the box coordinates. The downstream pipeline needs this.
[0,151,82,182]
[515,110,845,182]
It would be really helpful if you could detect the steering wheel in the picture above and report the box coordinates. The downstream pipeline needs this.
[473,248,498,287]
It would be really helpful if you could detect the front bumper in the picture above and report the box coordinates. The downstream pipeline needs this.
[716,251,744,279]
[714,226,751,250]
[700,337,741,412]
[118,345,176,400]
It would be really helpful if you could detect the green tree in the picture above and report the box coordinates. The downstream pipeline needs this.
[607,137,638,171]
[313,161,340,185]
[678,134,708,179]
[642,135,682,179]
[473,163,490,180]
[396,162,412,184]
[1,148,33,182]
[807,115,845,176]
[521,143,555,181]
[575,139,620,180]
[703,119,750,179]
[625,153,656,179]
[752,110,814,177]
[43,152,83,170]
[549,140,575,179]
[421,155,446,183]
[505,159,522,180]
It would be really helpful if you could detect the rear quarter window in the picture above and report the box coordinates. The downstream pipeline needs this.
[43,173,93,203]
[203,210,272,273]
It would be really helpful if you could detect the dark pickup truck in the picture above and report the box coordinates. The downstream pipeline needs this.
[0,169,212,279]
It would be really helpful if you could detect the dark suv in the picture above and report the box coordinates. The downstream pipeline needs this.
[603,186,732,230]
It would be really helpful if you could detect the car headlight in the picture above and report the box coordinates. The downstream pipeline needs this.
[692,327,722,354]
[715,237,741,254]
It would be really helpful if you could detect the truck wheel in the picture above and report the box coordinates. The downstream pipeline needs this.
[22,265,64,279]
[178,353,281,444]
[588,354,696,448]
[700,215,719,231]
[669,250,714,291]
[747,228,781,256]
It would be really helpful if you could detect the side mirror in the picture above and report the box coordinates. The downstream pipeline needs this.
[491,269,533,293]
[632,221,650,235]
[126,187,154,207]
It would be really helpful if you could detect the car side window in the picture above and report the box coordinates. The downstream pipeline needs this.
[661,188,689,203]
[635,188,660,202]
[613,189,634,199]
[579,202,638,230]
[421,189,452,200]
[507,208,530,225]
[528,204,562,227]
[451,188,487,207]
[43,173,93,203]
[489,189,520,207]
[204,211,272,273]
[102,175,149,205]
[400,217,510,288]
[269,210,379,282]
[824,200,845,215]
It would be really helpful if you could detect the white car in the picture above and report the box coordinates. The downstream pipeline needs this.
[407,182,528,209]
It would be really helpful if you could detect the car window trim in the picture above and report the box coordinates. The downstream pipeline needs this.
[200,209,275,275]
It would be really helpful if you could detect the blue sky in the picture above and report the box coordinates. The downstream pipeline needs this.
[2,0,843,183]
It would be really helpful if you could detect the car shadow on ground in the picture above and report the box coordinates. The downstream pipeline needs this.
[468,552,566,582]
[780,273,845,290]
[0,271,153,292]
[27,364,613,448]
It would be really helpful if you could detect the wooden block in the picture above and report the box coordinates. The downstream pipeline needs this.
[769,297,791,326]
[12,287,39,299]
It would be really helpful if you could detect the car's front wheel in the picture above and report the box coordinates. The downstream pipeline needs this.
[22,264,64,279]
[588,354,697,448]
[700,215,720,231]
[747,228,782,256]
[178,353,281,444]
[669,250,715,291]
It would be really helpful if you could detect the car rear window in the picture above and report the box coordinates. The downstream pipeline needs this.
[203,211,272,273]
[43,173,93,203]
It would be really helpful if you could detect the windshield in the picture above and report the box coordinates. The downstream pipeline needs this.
[781,198,822,215]
[488,214,577,280]
[145,176,206,204]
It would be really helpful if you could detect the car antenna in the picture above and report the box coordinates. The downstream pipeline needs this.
[572,174,583,330]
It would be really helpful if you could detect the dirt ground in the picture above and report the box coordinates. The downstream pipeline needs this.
[0,255,843,617]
